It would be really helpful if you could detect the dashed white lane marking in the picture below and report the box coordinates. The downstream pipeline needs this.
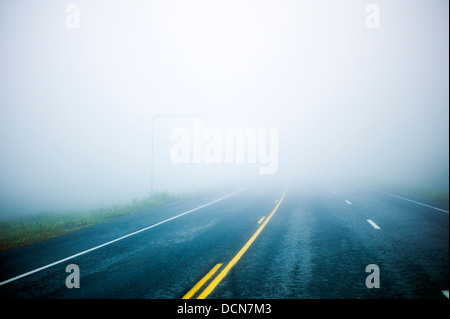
[345,200,352,205]
[442,290,449,299]
[367,219,381,229]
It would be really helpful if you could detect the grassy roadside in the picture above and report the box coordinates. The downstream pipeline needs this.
[0,191,189,252]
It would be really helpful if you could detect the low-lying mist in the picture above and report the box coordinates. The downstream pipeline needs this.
[0,0,448,219]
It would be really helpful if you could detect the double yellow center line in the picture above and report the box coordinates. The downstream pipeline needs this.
[182,189,287,299]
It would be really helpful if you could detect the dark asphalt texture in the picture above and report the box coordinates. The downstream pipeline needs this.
[0,181,448,299]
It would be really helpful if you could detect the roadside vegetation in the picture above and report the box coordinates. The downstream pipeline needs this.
[0,191,189,252]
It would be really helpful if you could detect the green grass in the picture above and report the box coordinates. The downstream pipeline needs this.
[0,191,189,252]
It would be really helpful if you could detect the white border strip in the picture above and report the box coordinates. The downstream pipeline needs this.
[0,186,250,287]
[355,185,449,214]
[385,193,449,214]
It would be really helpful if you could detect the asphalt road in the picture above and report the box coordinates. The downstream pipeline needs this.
[0,181,448,299]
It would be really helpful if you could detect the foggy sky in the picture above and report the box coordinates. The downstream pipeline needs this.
[0,0,448,217]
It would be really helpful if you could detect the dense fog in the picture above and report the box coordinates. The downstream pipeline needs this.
[0,0,448,217]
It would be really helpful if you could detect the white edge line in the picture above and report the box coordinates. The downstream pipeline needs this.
[387,193,449,214]
[354,185,449,214]
[0,185,251,287]
[367,219,381,230]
